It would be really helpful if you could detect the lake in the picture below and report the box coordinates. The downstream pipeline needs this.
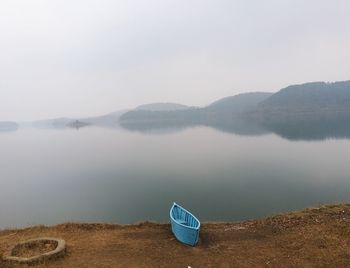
[1,124,350,228]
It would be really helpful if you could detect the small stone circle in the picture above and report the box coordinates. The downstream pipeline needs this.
[2,237,66,265]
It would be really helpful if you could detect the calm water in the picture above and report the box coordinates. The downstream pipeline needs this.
[1,125,350,228]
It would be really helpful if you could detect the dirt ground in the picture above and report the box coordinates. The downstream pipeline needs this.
[2,204,350,267]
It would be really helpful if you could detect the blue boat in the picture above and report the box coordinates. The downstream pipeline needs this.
[170,202,200,246]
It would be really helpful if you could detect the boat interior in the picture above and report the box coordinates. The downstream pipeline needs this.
[171,205,199,228]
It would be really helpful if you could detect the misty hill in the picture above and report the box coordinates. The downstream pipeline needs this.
[120,108,204,122]
[66,120,91,129]
[135,103,190,111]
[120,92,271,123]
[21,80,350,140]
[32,117,91,129]
[31,110,128,129]
[80,110,128,127]
[120,81,350,140]
[241,80,350,140]
[207,92,273,113]
[119,92,274,137]
[0,121,18,131]
[32,118,73,129]
[255,81,350,116]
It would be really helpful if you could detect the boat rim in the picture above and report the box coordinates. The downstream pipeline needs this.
[170,202,201,230]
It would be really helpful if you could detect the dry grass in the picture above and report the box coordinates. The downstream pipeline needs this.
[2,204,350,267]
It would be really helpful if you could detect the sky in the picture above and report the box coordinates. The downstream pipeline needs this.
[1,0,350,121]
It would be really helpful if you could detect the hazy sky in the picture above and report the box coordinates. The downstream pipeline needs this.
[1,0,350,120]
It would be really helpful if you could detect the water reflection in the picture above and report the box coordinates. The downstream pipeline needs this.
[120,116,269,137]
[1,127,350,228]
[0,122,18,132]
[120,114,350,141]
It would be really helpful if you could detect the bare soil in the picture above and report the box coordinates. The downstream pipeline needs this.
[2,204,350,267]
[11,240,57,258]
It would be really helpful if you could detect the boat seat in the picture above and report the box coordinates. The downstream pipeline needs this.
[178,219,188,225]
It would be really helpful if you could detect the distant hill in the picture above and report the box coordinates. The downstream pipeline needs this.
[31,110,128,129]
[121,92,272,123]
[0,121,18,131]
[120,108,204,122]
[207,92,273,113]
[66,120,91,129]
[17,80,350,140]
[255,81,350,116]
[32,118,72,129]
[241,81,350,140]
[135,103,190,111]
[120,81,350,140]
[119,92,275,137]
[80,110,129,127]
[120,92,272,121]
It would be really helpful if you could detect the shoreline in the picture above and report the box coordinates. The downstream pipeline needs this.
[2,204,350,267]
[0,203,340,232]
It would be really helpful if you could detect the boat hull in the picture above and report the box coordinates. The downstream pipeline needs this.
[170,203,200,246]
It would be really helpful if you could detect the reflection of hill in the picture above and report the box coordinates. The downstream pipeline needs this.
[0,122,18,132]
[205,116,269,136]
[259,113,350,141]
[120,115,269,137]
[66,120,91,129]
[120,120,198,135]
[121,113,350,140]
